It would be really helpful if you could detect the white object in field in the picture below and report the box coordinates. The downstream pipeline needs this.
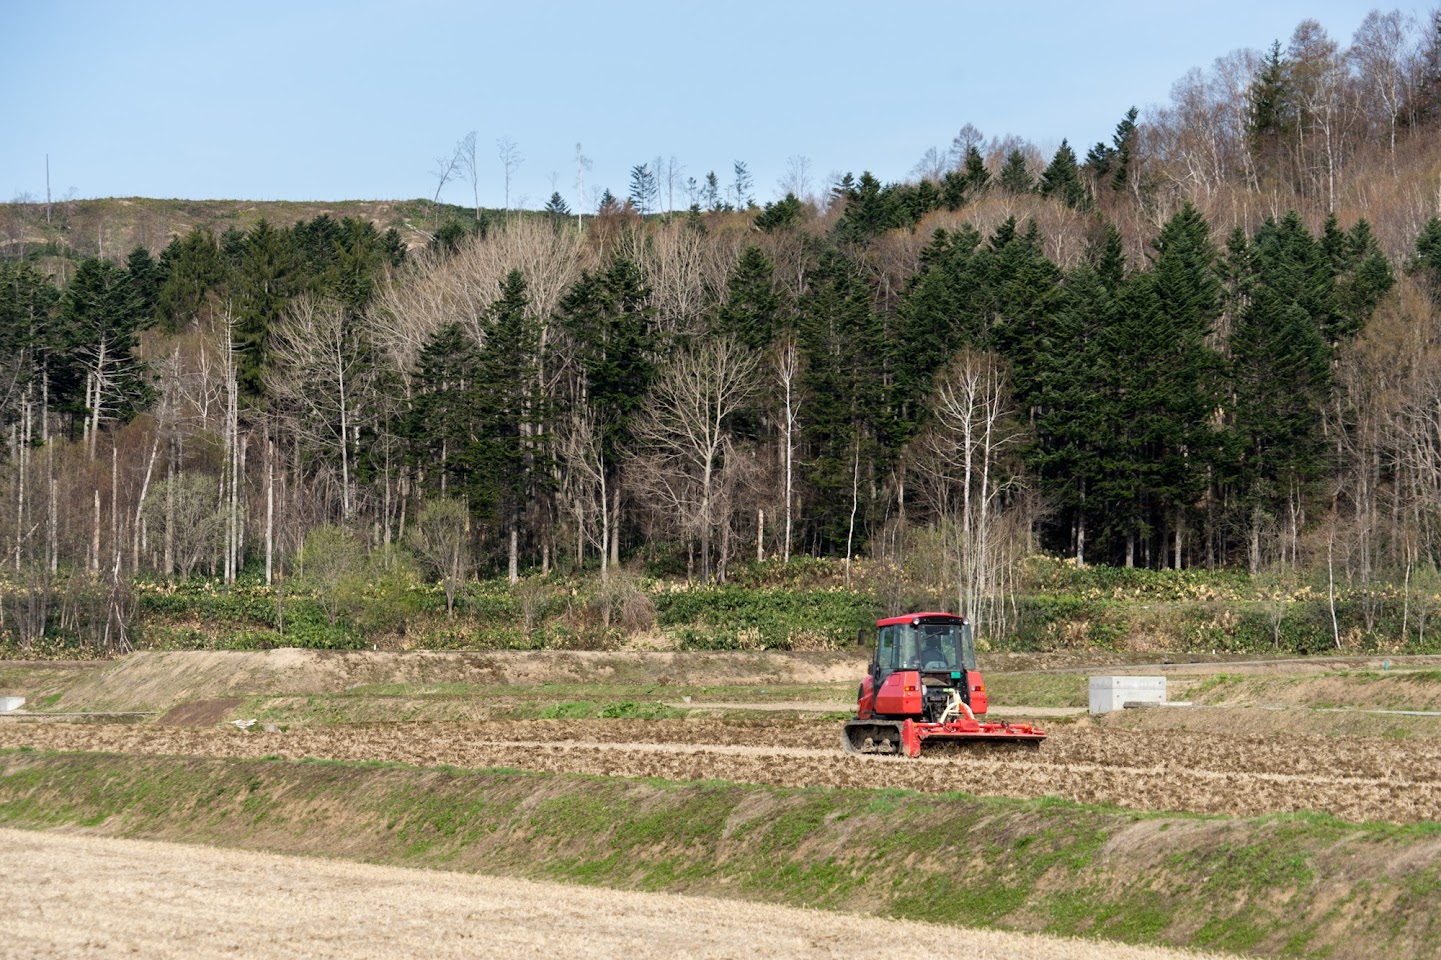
[0,697,24,713]
[1089,676,1166,714]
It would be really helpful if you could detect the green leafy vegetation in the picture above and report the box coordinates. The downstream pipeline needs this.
[7,556,1441,658]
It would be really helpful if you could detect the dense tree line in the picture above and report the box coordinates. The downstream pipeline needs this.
[1,7,1441,649]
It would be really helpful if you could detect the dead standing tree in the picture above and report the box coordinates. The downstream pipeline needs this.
[430,141,466,232]
[458,131,481,224]
[498,136,523,224]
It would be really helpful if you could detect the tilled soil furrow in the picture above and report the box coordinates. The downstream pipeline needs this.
[3,720,1439,822]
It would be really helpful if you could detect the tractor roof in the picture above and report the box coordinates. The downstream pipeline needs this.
[875,612,966,627]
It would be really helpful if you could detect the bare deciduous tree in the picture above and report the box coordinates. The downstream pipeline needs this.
[779,155,813,206]
[773,331,804,563]
[267,296,377,520]
[629,336,760,583]
[911,146,947,183]
[143,472,226,579]
[574,143,591,232]
[662,154,683,213]
[558,407,610,580]
[1352,9,1418,169]
[911,349,1027,639]
[1289,20,1352,210]
[620,221,734,337]
[948,123,985,169]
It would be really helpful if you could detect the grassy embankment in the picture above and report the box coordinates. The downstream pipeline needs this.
[0,749,1437,959]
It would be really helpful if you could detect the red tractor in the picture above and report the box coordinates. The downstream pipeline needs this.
[843,612,1045,757]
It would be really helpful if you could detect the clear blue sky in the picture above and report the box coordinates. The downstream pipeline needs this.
[1,0,1401,209]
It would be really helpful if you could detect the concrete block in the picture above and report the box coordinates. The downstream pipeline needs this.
[0,697,25,713]
[1089,676,1165,715]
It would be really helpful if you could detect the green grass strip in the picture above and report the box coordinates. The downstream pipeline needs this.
[1,750,1438,959]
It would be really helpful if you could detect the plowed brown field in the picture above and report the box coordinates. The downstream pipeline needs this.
[5,717,1438,823]
[2,828,1236,960]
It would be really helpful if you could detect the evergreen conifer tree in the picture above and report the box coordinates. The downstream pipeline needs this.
[1248,41,1294,186]
[703,172,722,211]
[834,172,898,244]
[940,170,968,210]
[1333,219,1393,340]
[732,160,755,209]
[1032,263,1119,559]
[124,246,162,323]
[962,146,990,194]
[470,270,544,544]
[716,246,785,350]
[628,163,657,215]
[0,262,61,414]
[754,193,805,232]
[1109,107,1139,191]
[408,322,481,495]
[156,228,227,331]
[234,219,300,401]
[1413,218,1441,303]
[893,226,989,436]
[1085,141,1115,183]
[1227,214,1335,560]
[1038,140,1088,209]
[1101,203,1224,566]
[798,250,887,551]
[1095,224,1126,290]
[60,257,153,429]
[558,258,656,470]
[381,228,407,268]
[544,192,571,218]
[998,149,1033,193]
[988,221,1065,418]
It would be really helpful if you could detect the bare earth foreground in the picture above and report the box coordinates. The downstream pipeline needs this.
[3,829,1231,960]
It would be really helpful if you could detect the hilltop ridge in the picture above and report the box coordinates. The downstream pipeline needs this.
[0,196,511,258]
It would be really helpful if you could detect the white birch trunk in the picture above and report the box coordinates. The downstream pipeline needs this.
[132,431,161,575]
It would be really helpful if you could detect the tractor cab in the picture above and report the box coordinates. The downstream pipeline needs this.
[863,613,988,720]
[878,613,976,674]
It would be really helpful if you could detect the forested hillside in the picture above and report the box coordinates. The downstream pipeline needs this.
[2,9,1441,653]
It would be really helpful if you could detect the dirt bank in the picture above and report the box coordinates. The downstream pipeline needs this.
[18,649,871,713]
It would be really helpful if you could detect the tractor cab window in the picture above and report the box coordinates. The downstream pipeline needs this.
[876,626,897,671]
[894,621,976,672]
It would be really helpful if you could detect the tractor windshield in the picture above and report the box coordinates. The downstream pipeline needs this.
[879,621,976,673]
